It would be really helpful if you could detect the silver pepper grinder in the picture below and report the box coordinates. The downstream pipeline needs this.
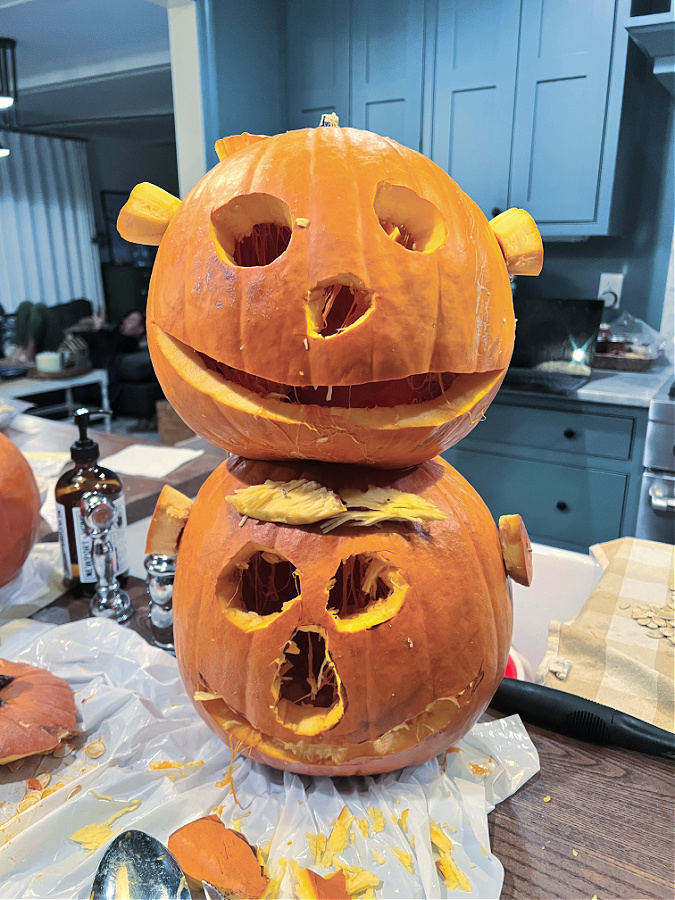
[81,492,134,623]
[144,554,176,652]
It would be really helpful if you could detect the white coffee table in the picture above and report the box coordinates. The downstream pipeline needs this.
[0,368,112,430]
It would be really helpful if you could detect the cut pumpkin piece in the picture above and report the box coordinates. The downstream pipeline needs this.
[167,815,269,898]
[291,862,350,900]
[499,514,533,586]
[145,485,193,556]
[117,182,181,245]
[489,208,543,276]
[215,132,269,162]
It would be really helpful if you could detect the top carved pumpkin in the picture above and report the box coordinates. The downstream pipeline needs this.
[119,124,542,467]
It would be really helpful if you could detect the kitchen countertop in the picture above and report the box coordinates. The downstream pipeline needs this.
[500,356,673,408]
[579,355,674,407]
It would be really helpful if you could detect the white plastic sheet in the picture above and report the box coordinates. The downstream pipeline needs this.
[0,620,539,899]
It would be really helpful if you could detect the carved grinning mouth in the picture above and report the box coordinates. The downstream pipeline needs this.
[198,351,459,409]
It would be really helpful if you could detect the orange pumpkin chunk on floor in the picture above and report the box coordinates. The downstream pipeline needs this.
[167,815,268,898]
[292,864,350,900]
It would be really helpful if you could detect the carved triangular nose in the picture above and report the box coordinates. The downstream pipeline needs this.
[306,276,373,338]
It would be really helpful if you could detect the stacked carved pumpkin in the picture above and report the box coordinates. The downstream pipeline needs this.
[119,120,541,776]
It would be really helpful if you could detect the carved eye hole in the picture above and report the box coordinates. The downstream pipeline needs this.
[326,553,406,631]
[274,627,345,735]
[218,545,298,618]
[211,193,292,267]
[374,182,447,253]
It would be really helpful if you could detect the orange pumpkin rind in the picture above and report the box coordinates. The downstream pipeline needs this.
[0,433,42,589]
[0,659,77,766]
[214,132,269,162]
[499,514,533,586]
[291,862,350,900]
[167,815,269,899]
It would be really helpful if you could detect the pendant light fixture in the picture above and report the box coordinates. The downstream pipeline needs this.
[0,39,17,111]
[0,38,17,158]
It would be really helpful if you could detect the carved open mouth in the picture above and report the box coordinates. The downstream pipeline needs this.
[199,352,459,409]
[194,667,486,764]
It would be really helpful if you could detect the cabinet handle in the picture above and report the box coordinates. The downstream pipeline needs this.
[563,428,576,440]
[491,207,502,218]
[556,501,569,513]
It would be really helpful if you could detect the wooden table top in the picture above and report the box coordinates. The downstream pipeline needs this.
[7,414,226,527]
[31,578,675,900]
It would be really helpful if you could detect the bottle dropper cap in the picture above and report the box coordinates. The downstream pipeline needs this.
[71,408,100,463]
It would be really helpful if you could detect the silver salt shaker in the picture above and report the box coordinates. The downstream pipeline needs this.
[81,493,133,623]
[144,554,176,651]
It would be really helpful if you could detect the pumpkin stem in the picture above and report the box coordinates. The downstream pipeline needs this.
[319,112,340,127]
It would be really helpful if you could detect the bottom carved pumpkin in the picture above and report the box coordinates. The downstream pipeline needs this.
[168,456,522,777]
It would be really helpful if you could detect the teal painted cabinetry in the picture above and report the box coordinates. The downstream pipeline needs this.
[286,0,350,129]
[431,0,520,218]
[350,0,426,150]
[441,393,648,553]
[286,0,427,150]
[430,0,631,237]
[197,0,632,237]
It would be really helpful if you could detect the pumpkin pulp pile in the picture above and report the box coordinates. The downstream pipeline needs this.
[123,118,540,780]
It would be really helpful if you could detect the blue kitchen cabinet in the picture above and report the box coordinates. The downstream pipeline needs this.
[286,0,350,130]
[350,0,426,150]
[430,0,632,237]
[442,393,648,553]
[286,0,427,151]
[430,0,521,217]
[509,0,626,235]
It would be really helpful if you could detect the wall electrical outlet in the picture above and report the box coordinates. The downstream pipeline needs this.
[598,273,624,308]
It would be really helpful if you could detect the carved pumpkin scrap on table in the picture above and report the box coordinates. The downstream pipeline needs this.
[119,116,542,777]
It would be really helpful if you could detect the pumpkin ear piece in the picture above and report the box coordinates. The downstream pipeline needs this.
[117,182,182,246]
[499,514,533,586]
[489,208,543,276]
[145,484,193,556]
[214,132,269,162]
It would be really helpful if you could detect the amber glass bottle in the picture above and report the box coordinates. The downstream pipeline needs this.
[55,409,129,596]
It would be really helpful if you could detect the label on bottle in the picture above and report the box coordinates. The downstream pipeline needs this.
[56,501,72,578]
[71,496,129,583]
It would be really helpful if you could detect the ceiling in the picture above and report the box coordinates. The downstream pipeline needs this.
[0,0,175,142]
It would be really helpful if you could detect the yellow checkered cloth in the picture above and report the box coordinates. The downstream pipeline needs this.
[537,537,675,734]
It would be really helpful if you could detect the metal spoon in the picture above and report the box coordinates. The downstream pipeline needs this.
[90,829,191,900]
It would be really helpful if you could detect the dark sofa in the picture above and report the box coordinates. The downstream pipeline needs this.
[7,298,164,420]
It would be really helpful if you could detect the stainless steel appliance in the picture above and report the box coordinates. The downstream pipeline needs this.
[636,377,675,543]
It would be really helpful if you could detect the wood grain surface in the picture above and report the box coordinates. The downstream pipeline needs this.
[488,721,674,899]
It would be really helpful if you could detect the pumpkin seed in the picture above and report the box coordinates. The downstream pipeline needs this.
[17,791,42,813]
[84,740,105,759]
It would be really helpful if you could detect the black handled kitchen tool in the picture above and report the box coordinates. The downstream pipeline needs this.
[491,678,675,760]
